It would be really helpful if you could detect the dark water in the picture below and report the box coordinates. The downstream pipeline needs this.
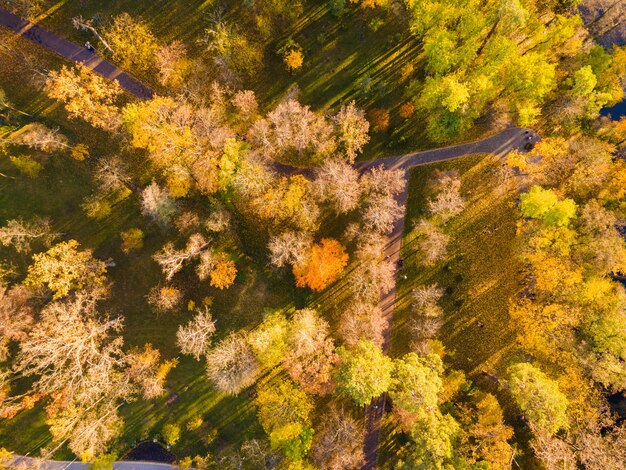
[123,441,177,463]
[601,100,626,119]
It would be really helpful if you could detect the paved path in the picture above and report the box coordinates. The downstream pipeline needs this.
[358,127,530,469]
[0,7,154,99]
[0,7,533,469]
[6,455,174,470]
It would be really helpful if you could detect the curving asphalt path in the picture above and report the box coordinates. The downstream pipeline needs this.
[0,7,533,469]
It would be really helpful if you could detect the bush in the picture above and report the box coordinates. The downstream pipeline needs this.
[368,108,390,132]
[399,101,415,119]
[186,416,203,431]
[120,228,144,253]
[162,423,181,446]
[9,155,43,177]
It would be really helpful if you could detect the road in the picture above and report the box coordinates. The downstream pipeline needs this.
[0,8,531,469]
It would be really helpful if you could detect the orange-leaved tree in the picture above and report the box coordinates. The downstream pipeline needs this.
[293,238,348,291]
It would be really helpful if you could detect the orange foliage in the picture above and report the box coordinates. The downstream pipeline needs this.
[293,239,348,291]
[210,253,237,290]
[368,108,390,132]
[399,102,415,119]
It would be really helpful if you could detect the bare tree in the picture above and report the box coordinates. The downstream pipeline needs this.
[232,90,259,122]
[205,332,259,395]
[350,260,395,303]
[153,233,210,281]
[71,16,115,54]
[427,173,466,221]
[412,219,450,266]
[250,99,337,161]
[412,284,444,317]
[338,302,385,348]
[94,156,131,194]
[5,123,70,152]
[176,307,216,360]
[314,158,361,213]
[141,182,177,225]
[311,407,365,470]
[268,231,313,267]
[0,217,59,253]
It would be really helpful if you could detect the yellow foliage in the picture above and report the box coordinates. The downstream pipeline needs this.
[283,50,304,71]
[70,144,90,161]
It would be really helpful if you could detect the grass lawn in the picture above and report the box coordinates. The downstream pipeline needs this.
[378,154,541,467]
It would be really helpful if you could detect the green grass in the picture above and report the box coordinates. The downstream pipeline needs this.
[378,154,540,467]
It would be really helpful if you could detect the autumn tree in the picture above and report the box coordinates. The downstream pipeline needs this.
[104,13,158,72]
[155,41,192,88]
[0,285,33,362]
[176,307,216,360]
[0,217,59,253]
[209,253,237,289]
[520,186,577,227]
[120,228,144,254]
[335,340,393,406]
[293,238,348,291]
[205,332,259,395]
[146,285,182,313]
[25,240,107,299]
[248,311,289,368]
[256,378,314,461]
[283,309,338,395]
[389,353,443,415]
[333,101,370,162]
[127,344,177,399]
[44,65,123,131]
[507,363,569,434]
[368,108,389,132]
[463,393,514,470]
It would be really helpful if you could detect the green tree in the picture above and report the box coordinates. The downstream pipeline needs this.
[507,363,569,434]
[256,378,314,460]
[520,186,577,227]
[389,353,443,414]
[335,340,393,406]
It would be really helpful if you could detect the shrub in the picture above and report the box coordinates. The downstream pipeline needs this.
[162,423,181,446]
[368,108,390,132]
[120,228,144,253]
